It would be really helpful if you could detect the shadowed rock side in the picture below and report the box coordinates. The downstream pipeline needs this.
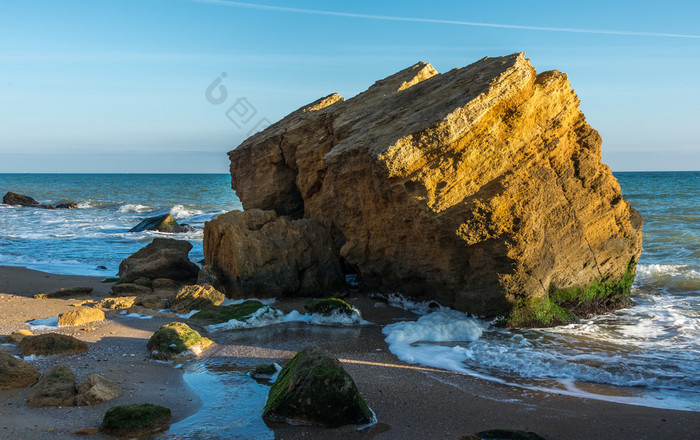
[213,53,642,326]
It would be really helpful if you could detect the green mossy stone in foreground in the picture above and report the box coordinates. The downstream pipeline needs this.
[146,322,212,360]
[475,429,546,440]
[263,346,372,427]
[188,300,267,325]
[503,260,637,328]
[304,297,355,316]
[101,403,171,437]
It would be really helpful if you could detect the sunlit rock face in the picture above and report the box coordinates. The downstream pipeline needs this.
[218,53,642,323]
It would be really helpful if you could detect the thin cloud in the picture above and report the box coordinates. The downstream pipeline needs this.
[190,0,700,39]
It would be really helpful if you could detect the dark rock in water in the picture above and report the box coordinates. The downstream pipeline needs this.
[3,191,39,206]
[96,265,107,270]
[19,333,89,356]
[250,363,278,380]
[101,403,172,437]
[473,429,546,440]
[129,213,193,233]
[52,202,78,209]
[263,346,373,427]
[27,365,77,407]
[117,238,200,284]
[0,350,39,390]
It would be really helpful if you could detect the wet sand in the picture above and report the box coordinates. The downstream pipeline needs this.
[1,266,698,439]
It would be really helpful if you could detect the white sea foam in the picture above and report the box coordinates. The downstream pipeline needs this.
[27,317,59,330]
[170,204,203,219]
[379,292,448,315]
[284,308,368,326]
[117,203,152,213]
[205,306,285,331]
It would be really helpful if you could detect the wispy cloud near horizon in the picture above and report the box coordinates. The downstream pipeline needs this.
[191,0,700,39]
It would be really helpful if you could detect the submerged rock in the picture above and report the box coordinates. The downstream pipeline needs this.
[101,403,172,437]
[19,333,88,356]
[27,365,77,407]
[76,374,121,406]
[188,300,276,326]
[305,298,355,316]
[146,322,213,360]
[57,307,105,326]
[203,209,345,298]
[0,350,39,390]
[215,53,642,327]
[169,284,225,314]
[2,191,39,206]
[129,213,193,233]
[117,238,200,284]
[263,346,372,427]
[250,363,279,381]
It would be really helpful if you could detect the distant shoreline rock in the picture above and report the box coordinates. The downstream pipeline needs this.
[129,213,193,234]
[2,191,78,209]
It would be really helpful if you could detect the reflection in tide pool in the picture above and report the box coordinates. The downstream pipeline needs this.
[163,358,273,439]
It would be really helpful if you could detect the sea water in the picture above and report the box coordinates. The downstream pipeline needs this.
[1,172,698,411]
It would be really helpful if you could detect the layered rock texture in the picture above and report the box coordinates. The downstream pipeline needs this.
[210,53,642,326]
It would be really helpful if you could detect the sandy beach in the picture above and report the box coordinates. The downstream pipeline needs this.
[1,265,698,439]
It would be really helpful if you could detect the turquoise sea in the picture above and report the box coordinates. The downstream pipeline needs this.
[1,172,698,412]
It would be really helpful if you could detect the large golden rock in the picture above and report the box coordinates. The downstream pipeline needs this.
[215,53,642,326]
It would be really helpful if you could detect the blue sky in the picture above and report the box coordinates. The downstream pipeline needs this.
[1,0,699,172]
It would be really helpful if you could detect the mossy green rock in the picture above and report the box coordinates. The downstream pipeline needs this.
[475,429,546,440]
[101,403,171,437]
[263,346,372,427]
[504,260,637,328]
[188,300,268,325]
[146,322,212,360]
[19,333,88,356]
[304,298,355,315]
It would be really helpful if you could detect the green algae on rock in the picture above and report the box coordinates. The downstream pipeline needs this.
[503,260,637,328]
[101,403,172,437]
[263,346,373,427]
[188,300,279,326]
[27,364,77,407]
[304,297,355,316]
[146,322,212,360]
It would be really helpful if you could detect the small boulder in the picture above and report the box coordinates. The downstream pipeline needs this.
[138,295,167,310]
[0,350,39,390]
[33,286,93,299]
[152,278,182,290]
[262,346,373,427]
[132,277,153,287]
[97,296,136,309]
[76,374,121,406]
[27,364,77,407]
[1,329,34,344]
[101,403,172,437]
[19,333,89,356]
[169,284,225,314]
[111,283,152,297]
[129,213,193,233]
[197,265,226,293]
[58,308,105,326]
[146,322,213,360]
[117,238,200,284]
[3,191,39,206]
